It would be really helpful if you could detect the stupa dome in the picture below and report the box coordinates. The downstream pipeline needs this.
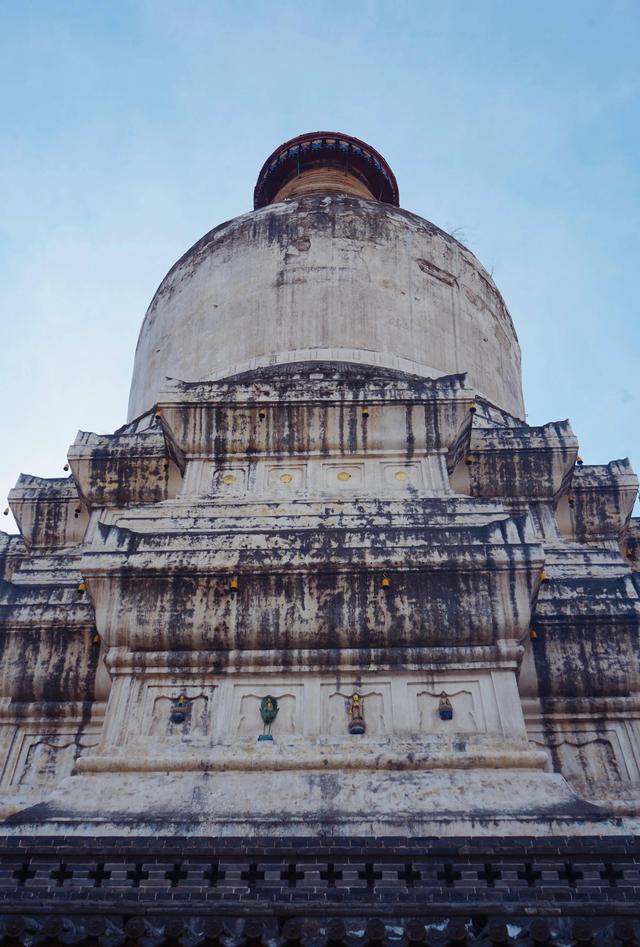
[127,133,525,420]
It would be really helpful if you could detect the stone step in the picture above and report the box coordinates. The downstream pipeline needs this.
[105,495,520,534]
[85,519,541,565]
[10,553,83,587]
[0,578,93,619]
[542,542,630,578]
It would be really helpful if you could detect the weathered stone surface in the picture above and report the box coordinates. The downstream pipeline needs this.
[128,195,525,421]
[5,768,612,838]
[0,534,26,582]
[556,459,638,548]
[626,515,640,570]
[68,415,183,509]
[2,355,638,833]
[454,420,578,500]
[0,552,101,703]
[0,133,638,842]
[8,476,88,550]
[156,364,476,457]
[80,503,542,652]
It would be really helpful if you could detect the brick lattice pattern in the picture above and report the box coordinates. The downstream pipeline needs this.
[0,836,638,943]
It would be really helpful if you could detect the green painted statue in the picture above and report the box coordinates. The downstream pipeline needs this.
[258,695,279,740]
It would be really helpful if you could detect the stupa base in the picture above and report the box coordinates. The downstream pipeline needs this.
[2,765,634,838]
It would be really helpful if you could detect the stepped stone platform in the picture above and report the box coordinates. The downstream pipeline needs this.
[1,132,638,928]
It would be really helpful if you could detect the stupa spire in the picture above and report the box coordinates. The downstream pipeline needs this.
[253,131,399,208]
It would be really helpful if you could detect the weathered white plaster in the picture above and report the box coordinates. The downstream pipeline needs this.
[1,163,639,840]
[127,195,525,420]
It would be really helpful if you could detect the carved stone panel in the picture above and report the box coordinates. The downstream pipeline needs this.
[409,681,486,734]
[322,684,390,738]
[148,693,211,739]
[6,731,100,790]
[232,687,301,740]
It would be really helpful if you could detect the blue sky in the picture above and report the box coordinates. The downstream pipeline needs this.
[1,0,638,530]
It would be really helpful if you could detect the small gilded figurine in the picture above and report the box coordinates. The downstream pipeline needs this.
[348,693,366,735]
[258,695,279,742]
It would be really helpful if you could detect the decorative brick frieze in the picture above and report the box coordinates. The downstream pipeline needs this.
[0,837,639,917]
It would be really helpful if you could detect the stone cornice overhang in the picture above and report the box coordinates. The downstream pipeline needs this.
[6,552,82,583]
[0,534,27,583]
[78,741,548,776]
[78,511,543,651]
[80,523,543,568]
[561,459,639,545]
[0,700,102,720]
[534,573,640,621]
[530,571,640,699]
[106,495,522,531]
[161,365,471,401]
[464,419,579,500]
[68,426,183,509]
[8,475,78,499]
[80,508,543,570]
[104,642,526,673]
[156,369,476,458]
[542,542,631,576]
[7,475,88,551]
[80,540,541,571]
[0,578,99,702]
[0,578,94,630]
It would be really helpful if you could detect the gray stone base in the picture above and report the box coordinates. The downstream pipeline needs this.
[1,768,633,838]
